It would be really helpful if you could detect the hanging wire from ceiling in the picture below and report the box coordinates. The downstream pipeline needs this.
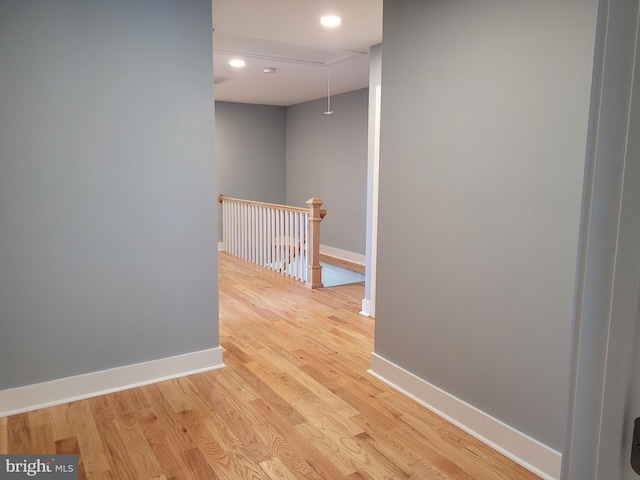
[324,66,333,115]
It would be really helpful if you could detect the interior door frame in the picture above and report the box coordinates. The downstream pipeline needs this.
[562,0,640,478]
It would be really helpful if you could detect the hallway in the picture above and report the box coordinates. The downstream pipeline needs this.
[1,254,540,479]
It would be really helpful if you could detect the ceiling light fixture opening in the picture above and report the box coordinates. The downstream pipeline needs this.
[263,67,277,74]
[229,59,246,68]
[320,15,341,27]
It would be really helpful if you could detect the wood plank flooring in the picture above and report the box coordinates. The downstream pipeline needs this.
[0,253,541,479]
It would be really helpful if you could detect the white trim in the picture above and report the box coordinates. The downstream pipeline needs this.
[0,347,224,417]
[218,241,225,251]
[368,352,561,480]
[319,245,365,266]
[366,84,381,319]
[360,298,374,318]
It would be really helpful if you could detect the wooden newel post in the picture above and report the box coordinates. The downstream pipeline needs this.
[306,197,324,289]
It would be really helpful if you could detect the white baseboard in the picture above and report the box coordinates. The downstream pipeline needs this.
[0,347,224,417]
[360,298,375,318]
[368,352,561,480]
[319,245,365,266]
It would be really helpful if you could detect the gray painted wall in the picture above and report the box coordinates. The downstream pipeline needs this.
[0,0,218,390]
[216,101,286,204]
[215,101,286,241]
[375,0,597,451]
[286,89,368,254]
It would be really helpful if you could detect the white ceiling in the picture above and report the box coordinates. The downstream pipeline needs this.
[212,0,383,106]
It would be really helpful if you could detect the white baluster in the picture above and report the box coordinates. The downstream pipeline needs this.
[283,209,288,275]
[221,200,226,253]
[224,201,229,253]
[278,207,282,272]
[241,203,246,260]
[304,212,309,282]
[244,203,249,261]
[264,207,269,268]
[233,201,238,258]
[257,206,262,266]
[262,206,267,267]
[253,205,257,264]
[250,205,255,263]
[300,212,304,281]
[229,201,234,256]
[267,207,273,270]
[236,202,241,259]
[292,211,298,280]
[270,206,275,270]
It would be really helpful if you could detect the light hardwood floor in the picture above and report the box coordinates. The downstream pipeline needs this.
[1,253,540,479]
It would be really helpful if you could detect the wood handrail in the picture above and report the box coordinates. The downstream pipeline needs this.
[219,194,327,219]
[218,194,308,214]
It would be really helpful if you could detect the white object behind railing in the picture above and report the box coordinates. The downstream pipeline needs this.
[219,195,325,288]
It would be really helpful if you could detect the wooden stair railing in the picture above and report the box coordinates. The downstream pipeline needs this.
[218,195,326,289]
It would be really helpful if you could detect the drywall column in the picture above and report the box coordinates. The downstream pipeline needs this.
[362,44,382,317]
[0,0,218,392]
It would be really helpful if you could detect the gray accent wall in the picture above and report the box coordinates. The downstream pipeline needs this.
[216,102,286,204]
[0,0,218,390]
[375,0,598,451]
[286,89,368,255]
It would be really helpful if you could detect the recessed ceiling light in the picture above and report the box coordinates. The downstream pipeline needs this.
[263,67,277,74]
[320,15,341,27]
[229,59,246,68]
